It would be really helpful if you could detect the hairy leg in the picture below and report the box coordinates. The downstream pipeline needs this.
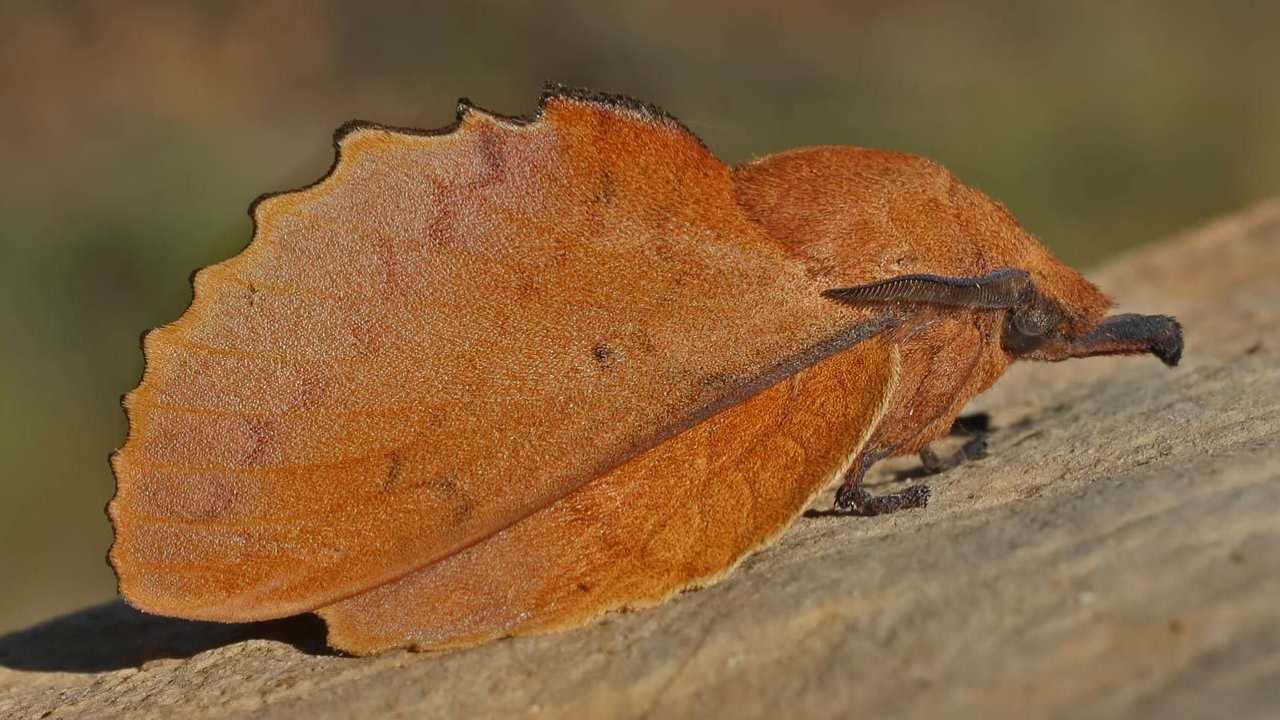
[919,435,989,475]
[919,412,991,475]
[949,411,991,436]
[832,452,931,516]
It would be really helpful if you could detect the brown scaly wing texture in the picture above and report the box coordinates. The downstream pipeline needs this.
[109,89,882,622]
[320,338,899,654]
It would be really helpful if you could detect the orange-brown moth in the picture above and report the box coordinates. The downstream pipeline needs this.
[110,85,1183,655]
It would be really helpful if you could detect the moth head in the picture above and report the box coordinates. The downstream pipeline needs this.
[823,267,1182,367]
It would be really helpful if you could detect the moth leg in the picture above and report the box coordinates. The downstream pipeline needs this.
[919,434,989,475]
[949,411,991,436]
[834,454,931,517]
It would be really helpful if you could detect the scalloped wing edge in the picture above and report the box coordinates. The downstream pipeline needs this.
[249,82,695,230]
[106,83,707,608]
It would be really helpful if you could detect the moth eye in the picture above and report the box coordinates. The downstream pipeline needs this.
[1002,317,1049,354]
[1002,295,1061,355]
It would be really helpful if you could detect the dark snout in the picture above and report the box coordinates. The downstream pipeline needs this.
[1068,314,1183,367]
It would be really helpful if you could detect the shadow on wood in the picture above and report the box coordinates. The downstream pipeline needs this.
[0,601,332,673]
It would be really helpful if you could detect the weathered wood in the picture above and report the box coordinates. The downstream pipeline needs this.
[3,201,1277,719]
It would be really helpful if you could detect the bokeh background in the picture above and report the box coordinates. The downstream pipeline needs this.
[1,1,1276,634]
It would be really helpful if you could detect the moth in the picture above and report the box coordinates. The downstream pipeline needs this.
[110,85,1182,655]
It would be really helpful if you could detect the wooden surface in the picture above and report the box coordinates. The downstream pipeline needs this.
[2,201,1278,719]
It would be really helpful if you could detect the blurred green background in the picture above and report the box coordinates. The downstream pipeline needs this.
[1,1,1276,634]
